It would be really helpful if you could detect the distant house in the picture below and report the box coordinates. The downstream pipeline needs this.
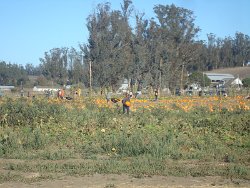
[204,73,234,84]
[33,86,59,92]
[0,86,15,91]
[117,83,129,94]
[231,78,243,86]
[116,79,129,94]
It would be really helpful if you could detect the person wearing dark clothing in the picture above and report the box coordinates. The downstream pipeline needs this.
[154,89,158,101]
[111,97,120,111]
[111,98,120,103]
[122,93,130,115]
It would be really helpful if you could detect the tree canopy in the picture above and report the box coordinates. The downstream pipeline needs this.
[2,1,250,90]
[0,61,28,86]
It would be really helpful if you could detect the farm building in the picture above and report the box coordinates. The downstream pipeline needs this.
[204,73,234,84]
[231,78,243,86]
[33,86,59,92]
[0,86,15,91]
[116,79,129,94]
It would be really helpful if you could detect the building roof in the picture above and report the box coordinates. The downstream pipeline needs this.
[204,73,234,82]
[0,86,15,90]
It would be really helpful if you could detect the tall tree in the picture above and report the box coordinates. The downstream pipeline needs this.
[39,47,68,85]
[153,4,200,90]
[67,47,85,84]
[0,61,28,86]
[220,37,234,68]
[83,1,133,90]
[233,32,250,66]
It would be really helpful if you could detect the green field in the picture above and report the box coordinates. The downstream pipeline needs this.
[0,97,249,183]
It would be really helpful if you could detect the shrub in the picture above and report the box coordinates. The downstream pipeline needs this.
[242,77,250,87]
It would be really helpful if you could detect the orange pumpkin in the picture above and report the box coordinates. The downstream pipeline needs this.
[124,101,131,107]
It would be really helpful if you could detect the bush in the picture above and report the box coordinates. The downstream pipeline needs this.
[188,72,211,87]
[242,77,250,87]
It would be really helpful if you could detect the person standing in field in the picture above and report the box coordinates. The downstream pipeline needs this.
[122,92,131,115]
[58,89,65,99]
[61,89,65,99]
[77,87,81,97]
[154,88,158,101]
[58,89,62,98]
[129,91,133,98]
[106,91,112,103]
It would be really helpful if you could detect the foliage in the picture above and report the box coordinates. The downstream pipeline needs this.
[188,72,211,86]
[0,61,29,86]
[39,48,69,85]
[82,1,133,89]
[34,75,49,86]
[242,77,250,87]
[0,96,249,180]
[1,2,250,92]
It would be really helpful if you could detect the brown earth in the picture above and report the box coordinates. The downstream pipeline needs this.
[0,159,249,188]
[1,173,250,188]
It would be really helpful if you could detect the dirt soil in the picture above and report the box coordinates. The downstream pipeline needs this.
[1,173,250,188]
[0,159,250,188]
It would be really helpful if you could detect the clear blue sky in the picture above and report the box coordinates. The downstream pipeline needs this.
[0,0,249,66]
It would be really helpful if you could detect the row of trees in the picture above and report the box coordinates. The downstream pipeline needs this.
[39,1,250,91]
[39,47,86,86]
[0,61,28,86]
[1,1,250,91]
[204,32,250,70]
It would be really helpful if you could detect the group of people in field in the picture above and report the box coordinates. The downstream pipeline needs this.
[106,88,159,115]
[43,86,160,115]
[106,91,131,115]
[114,92,132,115]
[57,87,81,100]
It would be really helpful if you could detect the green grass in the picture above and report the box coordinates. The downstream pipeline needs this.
[0,97,249,182]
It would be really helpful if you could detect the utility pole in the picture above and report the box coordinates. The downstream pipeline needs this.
[180,63,184,90]
[203,72,205,88]
[20,81,24,97]
[89,60,92,96]
[159,58,163,91]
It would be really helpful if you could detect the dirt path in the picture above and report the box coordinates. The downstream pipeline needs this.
[0,159,249,188]
[1,174,250,188]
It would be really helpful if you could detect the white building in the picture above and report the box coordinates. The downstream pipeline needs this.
[0,86,15,91]
[204,73,234,84]
[116,79,129,94]
[33,86,59,92]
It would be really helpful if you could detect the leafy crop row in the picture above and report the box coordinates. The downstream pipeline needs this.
[0,97,249,180]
